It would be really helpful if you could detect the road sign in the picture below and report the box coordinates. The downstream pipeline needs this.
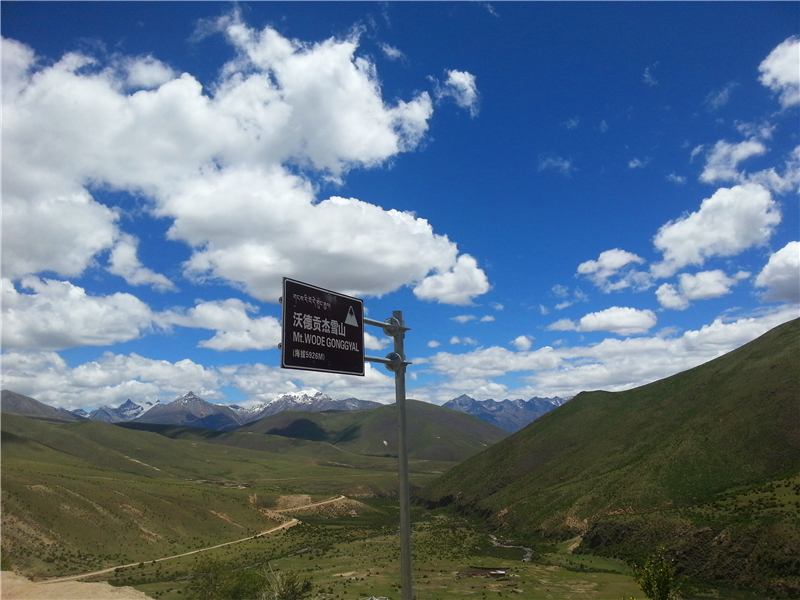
[281,278,365,376]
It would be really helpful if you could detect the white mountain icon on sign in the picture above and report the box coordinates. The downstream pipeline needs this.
[345,306,359,327]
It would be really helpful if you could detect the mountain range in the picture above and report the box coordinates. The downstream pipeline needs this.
[442,395,566,432]
[77,398,162,423]
[129,391,383,431]
[2,389,566,433]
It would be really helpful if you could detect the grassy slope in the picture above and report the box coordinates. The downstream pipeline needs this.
[416,317,800,596]
[0,413,445,578]
[115,422,400,470]
[235,399,510,462]
[418,317,799,526]
[1,389,83,421]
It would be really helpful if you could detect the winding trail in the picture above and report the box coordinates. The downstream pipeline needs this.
[40,494,347,585]
[272,495,346,513]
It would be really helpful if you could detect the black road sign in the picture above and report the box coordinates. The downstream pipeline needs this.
[281,278,365,376]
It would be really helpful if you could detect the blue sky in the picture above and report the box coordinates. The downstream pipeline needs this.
[2,2,798,411]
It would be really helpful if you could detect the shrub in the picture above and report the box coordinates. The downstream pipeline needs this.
[186,556,312,600]
[259,567,313,600]
[632,547,683,600]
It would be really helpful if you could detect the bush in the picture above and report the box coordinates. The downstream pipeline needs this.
[186,557,263,600]
[186,557,312,600]
[631,547,683,600]
[259,567,313,600]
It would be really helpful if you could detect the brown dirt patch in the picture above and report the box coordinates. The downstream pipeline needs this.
[277,496,375,518]
[274,495,313,509]
[1,572,149,599]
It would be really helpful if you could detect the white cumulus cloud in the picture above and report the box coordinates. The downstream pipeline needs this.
[511,335,533,351]
[700,138,767,184]
[755,241,800,303]
[656,270,746,310]
[122,55,177,89]
[655,283,689,311]
[2,277,154,351]
[652,183,780,277]
[577,248,648,292]
[108,233,176,292]
[436,69,480,117]
[1,17,489,307]
[413,254,490,306]
[379,43,404,61]
[548,306,657,336]
[758,36,800,108]
[161,298,282,351]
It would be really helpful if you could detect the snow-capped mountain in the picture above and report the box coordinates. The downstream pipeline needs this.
[83,398,161,423]
[7,387,566,434]
[442,395,568,433]
[242,390,381,422]
[133,391,243,430]
[63,391,379,431]
[128,391,379,430]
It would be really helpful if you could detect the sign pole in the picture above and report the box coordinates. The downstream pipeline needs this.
[392,310,413,600]
[364,313,413,600]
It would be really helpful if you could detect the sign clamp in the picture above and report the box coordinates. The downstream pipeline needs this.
[364,317,412,372]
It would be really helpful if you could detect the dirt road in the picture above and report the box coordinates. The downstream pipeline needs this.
[272,495,346,512]
[38,519,300,586]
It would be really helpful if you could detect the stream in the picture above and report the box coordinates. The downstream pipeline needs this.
[489,534,534,562]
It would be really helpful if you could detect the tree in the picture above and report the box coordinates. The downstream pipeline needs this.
[186,557,228,600]
[631,547,683,600]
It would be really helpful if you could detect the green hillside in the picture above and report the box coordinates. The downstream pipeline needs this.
[417,317,800,597]
[235,399,509,462]
[117,421,400,469]
[0,412,446,579]
[1,389,84,422]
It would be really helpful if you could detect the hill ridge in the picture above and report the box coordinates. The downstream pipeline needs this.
[417,317,800,596]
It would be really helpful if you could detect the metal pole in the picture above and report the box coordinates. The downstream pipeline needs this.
[393,310,413,600]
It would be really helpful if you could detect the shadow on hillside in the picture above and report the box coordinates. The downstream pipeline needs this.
[267,418,328,442]
[333,423,361,444]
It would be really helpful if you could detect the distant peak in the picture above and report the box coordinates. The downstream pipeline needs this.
[269,389,328,404]
[453,394,476,403]
[174,391,205,404]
